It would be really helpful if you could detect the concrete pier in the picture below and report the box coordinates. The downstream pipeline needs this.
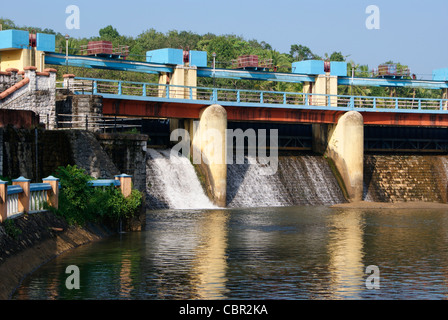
[188,104,228,207]
[313,111,364,202]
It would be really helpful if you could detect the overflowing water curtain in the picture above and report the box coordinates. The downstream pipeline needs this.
[146,149,346,210]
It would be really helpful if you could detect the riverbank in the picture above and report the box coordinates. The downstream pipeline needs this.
[331,201,448,209]
[0,212,118,300]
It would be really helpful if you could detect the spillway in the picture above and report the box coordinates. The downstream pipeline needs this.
[226,154,347,208]
[146,148,348,209]
[146,149,217,210]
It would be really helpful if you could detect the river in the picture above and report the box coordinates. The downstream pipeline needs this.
[12,205,448,300]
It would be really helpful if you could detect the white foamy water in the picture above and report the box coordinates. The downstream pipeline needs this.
[227,155,346,208]
[147,149,345,209]
[227,156,288,208]
[146,149,218,210]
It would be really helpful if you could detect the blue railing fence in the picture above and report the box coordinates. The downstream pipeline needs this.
[56,77,448,113]
[0,174,133,222]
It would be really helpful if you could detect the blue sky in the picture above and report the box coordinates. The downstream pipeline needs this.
[1,0,447,79]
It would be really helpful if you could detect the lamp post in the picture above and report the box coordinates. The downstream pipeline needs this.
[351,63,355,96]
[212,52,216,88]
[65,34,70,74]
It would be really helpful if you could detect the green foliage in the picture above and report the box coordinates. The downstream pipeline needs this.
[329,51,346,62]
[3,219,22,239]
[52,165,142,227]
[0,18,17,30]
[3,17,443,99]
[0,176,12,185]
[290,44,317,61]
[99,25,120,41]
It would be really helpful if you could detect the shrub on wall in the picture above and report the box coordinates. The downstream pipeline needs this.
[51,165,142,227]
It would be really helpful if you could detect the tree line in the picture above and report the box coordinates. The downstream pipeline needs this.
[0,18,442,98]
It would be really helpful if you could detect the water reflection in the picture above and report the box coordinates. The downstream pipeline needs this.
[192,210,230,299]
[12,206,448,300]
[328,210,365,299]
[119,254,134,298]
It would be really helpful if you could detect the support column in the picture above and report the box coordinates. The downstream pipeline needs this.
[191,104,228,207]
[313,111,364,202]
[328,75,338,107]
[313,75,328,106]
[24,66,37,91]
[303,82,313,105]
[185,66,198,99]
[115,174,133,198]
[12,177,31,214]
[43,176,60,210]
[310,73,338,107]
[160,65,198,99]
[63,73,76,91]
[158,73,169,98]
[0,180,7,223]
[443,88,448,110]
[170,66,185,99]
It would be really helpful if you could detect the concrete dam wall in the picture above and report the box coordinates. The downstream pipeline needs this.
[2,127,448,210]
[146,149,448,209]
[364,154,448,203]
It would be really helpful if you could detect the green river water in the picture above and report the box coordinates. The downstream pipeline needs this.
[11,206,448,300]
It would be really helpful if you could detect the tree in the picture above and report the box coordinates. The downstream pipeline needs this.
[99,25,120,40]
[329,51,346,62]
[290,44,317,61]
[266,50,291,70]
[0,18,16,30]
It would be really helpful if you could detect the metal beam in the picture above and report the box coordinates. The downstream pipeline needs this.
[339,76,448,90]
[362,112,448,127]
[45,53,173,74]
[197,68,315,83]
[45,52,448,90]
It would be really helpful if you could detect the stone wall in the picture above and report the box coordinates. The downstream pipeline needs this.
[364,154,448,203]
[56,93,103,131]
[0,67,57,129]
[0,128,120,181]
[0,69,22,93]
[0,211,115,300]
[96,133,148,192]
[66,130,119,179]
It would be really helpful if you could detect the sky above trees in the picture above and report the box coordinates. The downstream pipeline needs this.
[1,0,447,79]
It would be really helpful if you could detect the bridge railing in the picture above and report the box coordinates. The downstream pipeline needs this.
[56,113,142,132]
[1,177,60,221]
[0,174,134,223]
[61,78,448,113]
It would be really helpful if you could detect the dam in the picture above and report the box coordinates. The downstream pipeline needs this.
[4,29,448,301]
[142,118,448,209]
[146,149,346,210]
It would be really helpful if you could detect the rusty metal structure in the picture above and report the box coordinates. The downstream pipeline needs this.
[80,41,129,59]
[231,55,274,71]
[373,63,411,79]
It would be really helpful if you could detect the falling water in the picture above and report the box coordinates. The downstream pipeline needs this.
[146,149,217,210]
[227,154,346,208]
[147,149,346,209]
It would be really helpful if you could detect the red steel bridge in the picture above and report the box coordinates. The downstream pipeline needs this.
[61,77,448,127]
